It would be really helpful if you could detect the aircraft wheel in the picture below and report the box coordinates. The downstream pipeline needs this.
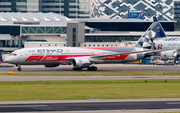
[87,67,97,71]
[18,68,22,71]
[87,67,91,71]
[73,68,82,70]
[93,67,97,71]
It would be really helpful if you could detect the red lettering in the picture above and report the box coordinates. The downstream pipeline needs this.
[158,44,163,50]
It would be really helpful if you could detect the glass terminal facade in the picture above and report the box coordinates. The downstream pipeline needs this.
[0,39,46,48]
[21,26,67,34]
[91,0,174,20]
[0,0,39,12]
[85,36,139,42]
[0,0,175,19]
[174,0,180,20]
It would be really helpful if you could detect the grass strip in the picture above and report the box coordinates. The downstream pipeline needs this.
[1,71,180,76]
[0,79,180,85]
[0,79,180,101]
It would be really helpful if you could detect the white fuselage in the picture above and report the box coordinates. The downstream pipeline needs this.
[4,47,141,65]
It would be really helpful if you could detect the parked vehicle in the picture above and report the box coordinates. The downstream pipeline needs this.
[140,57,151,64]
[156,59,165,65]
[165,57,175,65]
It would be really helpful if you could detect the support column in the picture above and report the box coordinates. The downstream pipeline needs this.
[18,38,22,49]
[67,22,85,47]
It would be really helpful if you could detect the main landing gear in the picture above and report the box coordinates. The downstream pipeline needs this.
[16,64,22,71]
[87,66,97,71]
[72,66,98,71]
[72,68,82,70]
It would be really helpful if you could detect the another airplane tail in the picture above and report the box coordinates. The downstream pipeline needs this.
[153,16,167,38]
[134,17,159,49]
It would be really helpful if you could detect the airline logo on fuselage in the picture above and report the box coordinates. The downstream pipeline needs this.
[37,49,63,53]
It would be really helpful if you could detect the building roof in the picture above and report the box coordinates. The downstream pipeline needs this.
[0,12,73,25]
[73,18,176,23]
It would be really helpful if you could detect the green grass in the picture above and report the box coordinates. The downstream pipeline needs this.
[0,79,180,101]
[1,71,180,76]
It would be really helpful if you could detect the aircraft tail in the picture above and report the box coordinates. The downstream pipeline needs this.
[134,17,159,49]
[153,16,167,38]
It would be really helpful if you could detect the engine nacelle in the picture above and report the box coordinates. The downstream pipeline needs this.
[44,64,59,68]
[161,50,179,60]
[173,52,180,58]
[72,58,91,69]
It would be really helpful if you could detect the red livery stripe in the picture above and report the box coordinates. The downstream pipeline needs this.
[74,47,134,49]
[25,55,44,61]
[25,54,129,62]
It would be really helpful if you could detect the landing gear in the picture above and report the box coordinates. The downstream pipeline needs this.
[16,64,22,71]
[87,66,97,71]
[72,68,82,70]
[18,68,22,71]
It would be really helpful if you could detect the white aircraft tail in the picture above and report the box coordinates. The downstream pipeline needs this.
[134,17,159,49]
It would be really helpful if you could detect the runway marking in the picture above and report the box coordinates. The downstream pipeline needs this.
[166,102,180,104]
[0,105,47,107]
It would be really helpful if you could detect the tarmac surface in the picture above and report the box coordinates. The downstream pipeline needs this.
[0,63,180,81]
[0,75,179,81]
[0,63,180,72]
[1,63,180,113]
[0,98,180,113]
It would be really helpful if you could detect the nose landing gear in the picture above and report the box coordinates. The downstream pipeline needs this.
[16,64,22,71]
[18,68,22,71]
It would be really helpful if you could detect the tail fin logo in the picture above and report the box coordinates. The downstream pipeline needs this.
[153,16,167,38]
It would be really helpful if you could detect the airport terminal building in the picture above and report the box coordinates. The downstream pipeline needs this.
[0,0,178,60]
[0,12,177,51]
[0,0,175,20]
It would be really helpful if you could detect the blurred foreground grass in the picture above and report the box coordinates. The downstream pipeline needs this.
[0,79,180,101]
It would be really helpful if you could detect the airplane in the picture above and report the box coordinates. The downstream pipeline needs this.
[4,19,160,71]
[153,16,180,61]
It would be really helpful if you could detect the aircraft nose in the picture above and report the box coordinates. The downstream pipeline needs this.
[3,57,10,63]
[3,57,12,63]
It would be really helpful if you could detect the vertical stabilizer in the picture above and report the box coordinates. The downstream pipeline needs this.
[153,16,167,38]
[134,18,159,49]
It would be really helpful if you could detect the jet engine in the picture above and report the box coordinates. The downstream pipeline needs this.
[161,50,179,60]
[71,57,91,69]
[44,64,59,67]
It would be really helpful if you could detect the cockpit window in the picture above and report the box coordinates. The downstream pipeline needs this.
[10,53,17,56]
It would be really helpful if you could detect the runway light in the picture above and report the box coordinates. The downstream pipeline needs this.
[82,71,84,75]
[138,71,140,74]
[7,71,14,75]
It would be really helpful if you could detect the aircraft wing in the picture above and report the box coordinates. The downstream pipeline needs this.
[177,48,180,52]
[66,49,165,61]
[88,49,164,61]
